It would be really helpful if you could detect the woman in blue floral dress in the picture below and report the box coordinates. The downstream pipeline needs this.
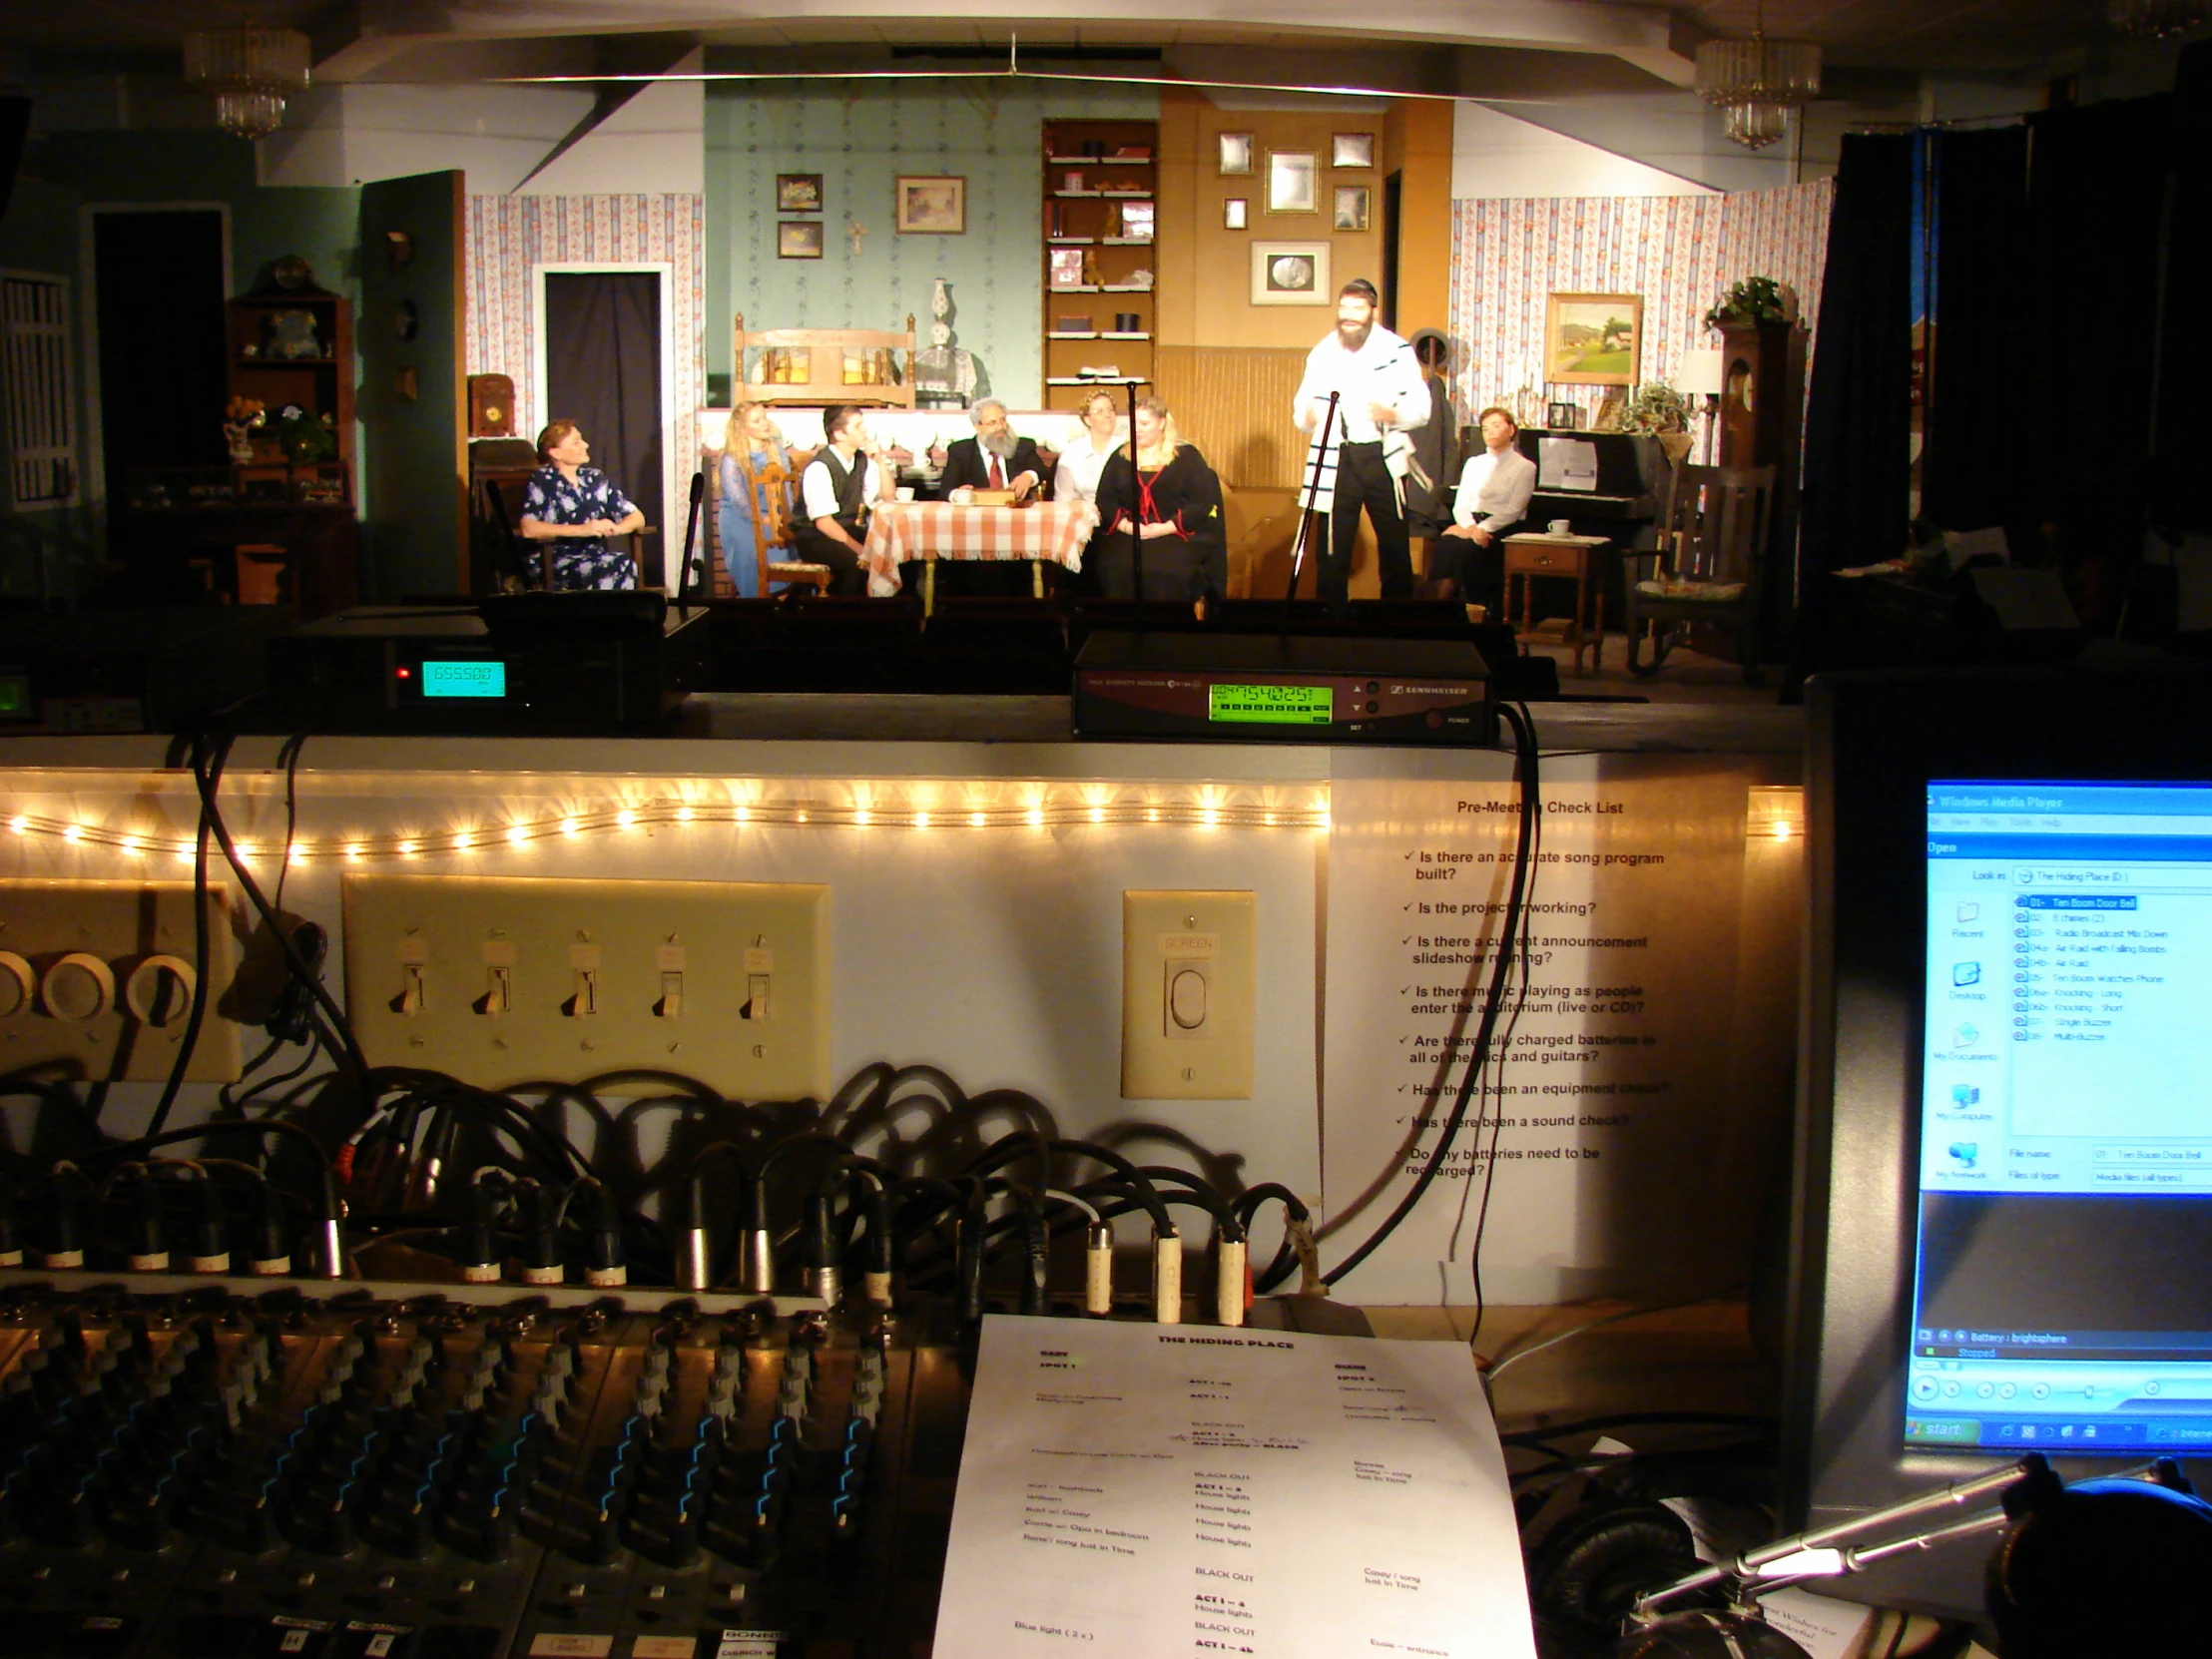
[517,420,646,590]
[716,403,799,598]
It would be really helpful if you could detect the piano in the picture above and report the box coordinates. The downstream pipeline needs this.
[1508,427,1671,549]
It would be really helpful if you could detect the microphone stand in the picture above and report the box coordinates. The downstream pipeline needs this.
[1126,377,1146,610]
[1286,391,1341,621]
[1626,1453,2158,1625]
[674,469,706,603]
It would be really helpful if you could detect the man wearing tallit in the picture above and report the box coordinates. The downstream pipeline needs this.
[1291,277,1430,604]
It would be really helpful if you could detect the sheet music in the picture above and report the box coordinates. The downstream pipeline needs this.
[1536,438,1599,492]
[932,1314,1536,1659]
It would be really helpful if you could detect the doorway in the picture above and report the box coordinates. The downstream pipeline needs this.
[535,266,673,587]
[1382,171,1403,332]
[87,208,228,501]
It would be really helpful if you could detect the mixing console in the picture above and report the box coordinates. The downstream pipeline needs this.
[0,1274,1018,1659]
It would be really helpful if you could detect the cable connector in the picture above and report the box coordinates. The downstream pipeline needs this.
[1085,1220,1115,1317]
[1152,1231,1183,1325]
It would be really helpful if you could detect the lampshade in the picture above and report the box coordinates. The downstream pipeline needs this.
[183,27,311,141]
[1694,7,1822,153]
[1676,349,1727,399]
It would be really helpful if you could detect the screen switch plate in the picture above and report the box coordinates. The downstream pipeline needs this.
[1121,889,1253,1099]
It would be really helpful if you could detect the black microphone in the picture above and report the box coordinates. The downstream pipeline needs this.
[675,468,707,603]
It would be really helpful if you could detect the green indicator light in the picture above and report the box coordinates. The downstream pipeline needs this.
[1207,683,1333,726]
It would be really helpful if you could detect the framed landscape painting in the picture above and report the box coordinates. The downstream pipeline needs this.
[1543,291,1642,387]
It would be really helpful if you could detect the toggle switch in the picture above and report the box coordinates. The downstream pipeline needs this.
[569,969,597,1017]
[657,971,683,1019]
[395,963,425,1016]
[479,965,512,1017]
[1166,961,1210,1034]
[124,954,196,1027]
[743,974,771,1022]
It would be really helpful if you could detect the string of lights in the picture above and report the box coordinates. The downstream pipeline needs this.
[1,785,1333,866]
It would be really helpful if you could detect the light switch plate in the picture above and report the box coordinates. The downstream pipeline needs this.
[343,874,830,1099]
[1121,889,1254,1100]
[0,880,242,1082]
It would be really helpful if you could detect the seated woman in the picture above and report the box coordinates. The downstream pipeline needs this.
[1052,388,1124,507]
[1091,395,1226,603]
[1435,405,1536,615]
[716,402,799,598]
[516,420,647,591]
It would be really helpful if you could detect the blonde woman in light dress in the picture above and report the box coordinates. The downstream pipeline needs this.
[716,402,799,597]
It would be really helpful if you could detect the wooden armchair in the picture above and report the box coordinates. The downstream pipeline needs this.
[1623,462,1775,684]
[713,443,830,597]
[734,312,915,408]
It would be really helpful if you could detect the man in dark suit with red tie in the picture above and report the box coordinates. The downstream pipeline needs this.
[936,398,1044,500]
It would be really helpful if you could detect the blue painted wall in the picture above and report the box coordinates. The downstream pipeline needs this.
[705,80,1157,409]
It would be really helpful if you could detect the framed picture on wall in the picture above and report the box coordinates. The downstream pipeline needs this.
[1251,241,1332,305]
[777,174,823,213]
[1223,198,1248,231]
[1543,290,1643,387]
[1333,186,1371,232]
[1218,132,1255,176]
[895,176,965,235]
[1267,151,1319,214]
[778,221,824,259]
[1332,133,1375,169]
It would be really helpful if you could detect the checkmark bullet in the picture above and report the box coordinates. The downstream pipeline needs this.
[1400,984,1411,994]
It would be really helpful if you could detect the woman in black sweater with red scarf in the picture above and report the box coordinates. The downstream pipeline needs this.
[1091,394,1227,603]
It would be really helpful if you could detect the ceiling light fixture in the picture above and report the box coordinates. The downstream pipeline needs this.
[183,25,312,142]
[1694,0,1822,152]
[2108,0,2208,38]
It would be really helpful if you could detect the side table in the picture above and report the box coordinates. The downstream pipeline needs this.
[1501,532,1610,676]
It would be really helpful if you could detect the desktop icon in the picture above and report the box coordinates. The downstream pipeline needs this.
[1951,1023,1980,1049]
[1957,902,1980,922]
[1953,962,1982,986]
[1948,1142,1979,1168]
[1950,1085,1981,1107]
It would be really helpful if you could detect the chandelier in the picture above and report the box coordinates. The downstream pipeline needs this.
[183,26,312,141]
[1694,1,1823,152]
[2108,0,2208,37]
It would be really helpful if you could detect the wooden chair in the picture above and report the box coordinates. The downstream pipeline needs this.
[733,312,916,408]
[716,442,830,596]
[1623,462,1775,684]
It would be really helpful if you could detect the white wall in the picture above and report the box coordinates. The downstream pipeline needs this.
[1450,101,1715,199]
[259,79,704,196]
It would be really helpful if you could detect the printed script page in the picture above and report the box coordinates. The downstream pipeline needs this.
[932,1314,1535,1659]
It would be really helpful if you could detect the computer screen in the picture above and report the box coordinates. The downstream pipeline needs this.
[1909,782,2212,1456]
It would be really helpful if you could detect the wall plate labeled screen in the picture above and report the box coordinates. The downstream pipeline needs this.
[1121,889,1254,1099]
[344,874,830,1099]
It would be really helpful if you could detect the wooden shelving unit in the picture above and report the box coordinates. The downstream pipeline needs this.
[1041,118,1158,413]
[225,286,354,505]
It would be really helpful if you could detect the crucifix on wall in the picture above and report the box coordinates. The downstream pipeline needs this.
[846,216,867,258]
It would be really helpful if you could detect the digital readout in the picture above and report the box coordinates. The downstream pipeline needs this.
[419,660,508,699]
[1207,683,1334,725]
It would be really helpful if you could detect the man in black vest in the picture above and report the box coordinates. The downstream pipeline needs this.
[794,404,893,596]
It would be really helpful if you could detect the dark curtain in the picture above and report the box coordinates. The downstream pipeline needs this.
[1921,126,2029,532]
[1800,133,1916,597]
[2014,96,2171,560]
[544,272,665,585]
[2154,44,2210,530]
[93,210,227,489]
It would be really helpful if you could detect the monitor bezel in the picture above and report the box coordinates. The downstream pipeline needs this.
[1788,666,2212,1619]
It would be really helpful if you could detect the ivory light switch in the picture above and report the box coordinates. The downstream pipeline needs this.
[1122,889,1254,1099]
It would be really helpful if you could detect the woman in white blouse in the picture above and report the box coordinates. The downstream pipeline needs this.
[1052,389,1124,506]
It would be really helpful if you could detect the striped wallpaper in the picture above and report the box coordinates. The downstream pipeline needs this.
[1445,179,1834,429]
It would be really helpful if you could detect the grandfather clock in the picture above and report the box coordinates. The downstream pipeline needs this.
[1715,314,1808,653]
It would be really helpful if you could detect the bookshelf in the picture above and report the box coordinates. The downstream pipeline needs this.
[1041,118,1158,413]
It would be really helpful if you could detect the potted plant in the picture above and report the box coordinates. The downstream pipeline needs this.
[1704,276,1796,331]
[1620,381,1695,465]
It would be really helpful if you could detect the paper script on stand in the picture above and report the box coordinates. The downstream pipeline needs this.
[932,1314,1535,1659]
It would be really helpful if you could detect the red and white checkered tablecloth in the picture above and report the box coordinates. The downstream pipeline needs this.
[860,501,1099,597]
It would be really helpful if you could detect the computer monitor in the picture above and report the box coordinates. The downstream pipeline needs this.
[1788,667,2212,1619]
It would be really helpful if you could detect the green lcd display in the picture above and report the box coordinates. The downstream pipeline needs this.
[1207,683,1334,725]
[420,660,508,699]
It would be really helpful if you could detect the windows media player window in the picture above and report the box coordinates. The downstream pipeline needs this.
[1909,784,2212,1453]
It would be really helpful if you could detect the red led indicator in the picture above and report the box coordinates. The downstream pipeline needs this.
[396,667,412,679]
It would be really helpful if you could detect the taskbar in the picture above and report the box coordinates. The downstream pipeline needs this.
[1907,1413,2212,1451]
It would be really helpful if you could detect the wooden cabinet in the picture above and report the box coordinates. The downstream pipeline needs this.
[226,286,354,505]
[1041,118,1159,413]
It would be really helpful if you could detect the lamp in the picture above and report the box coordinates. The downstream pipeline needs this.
[1694,0,1821,153]
[2108,0,2208,34]
[1677,349,1726,465]
[183,26,311,141]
